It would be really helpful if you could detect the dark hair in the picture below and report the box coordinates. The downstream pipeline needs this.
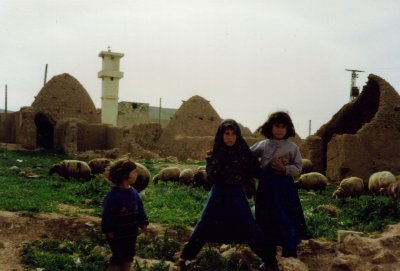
[258,111,295,139]
[107,159,136,185]
[213,119,243,150]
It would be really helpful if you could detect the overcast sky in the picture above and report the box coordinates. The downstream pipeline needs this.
[1,0,399,138]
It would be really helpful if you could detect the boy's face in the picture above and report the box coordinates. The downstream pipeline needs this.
[272,123,287,140]
[223,128,237,146]
[127,169,138,185]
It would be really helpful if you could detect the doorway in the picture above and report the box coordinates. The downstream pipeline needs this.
[34,113,54,149]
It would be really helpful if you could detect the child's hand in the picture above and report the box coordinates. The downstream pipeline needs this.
[271,158,286,173]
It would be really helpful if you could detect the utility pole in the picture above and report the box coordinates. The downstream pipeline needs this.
[44,64,48,85]
[308,120,311,136]
[158,98,162,124]
[345,69,364,101]
[4,84,7,114]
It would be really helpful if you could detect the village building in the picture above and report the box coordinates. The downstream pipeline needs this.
[300,74,400,182]
[117,101,176,128]
[0,49,398,179]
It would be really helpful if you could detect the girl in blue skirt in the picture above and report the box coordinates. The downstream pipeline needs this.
[251,111,307,270]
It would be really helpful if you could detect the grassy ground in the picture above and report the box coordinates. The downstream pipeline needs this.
[0,148,399,270]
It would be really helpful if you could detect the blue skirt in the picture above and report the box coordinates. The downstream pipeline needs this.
[255,167,307,250]
[190,184,265,244]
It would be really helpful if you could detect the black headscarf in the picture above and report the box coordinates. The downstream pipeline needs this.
[206,119,260,185]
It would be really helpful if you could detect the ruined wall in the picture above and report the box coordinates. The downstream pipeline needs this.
[158,136,214,160]
[0,113,17,143]
[106,126,129,151]
[326,134,373,184]
[300,135,324,173]
[15,107,36,149]
[127,123,162,150]
[54,121,68,151]
[303,74,400,181]
[77,123,111,152]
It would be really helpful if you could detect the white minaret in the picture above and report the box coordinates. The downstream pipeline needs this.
[98,48,124,125]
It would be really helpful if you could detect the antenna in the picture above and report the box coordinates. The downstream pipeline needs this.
[345,69,364,101]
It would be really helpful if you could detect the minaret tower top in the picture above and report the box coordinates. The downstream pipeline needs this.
[98,49,124,125]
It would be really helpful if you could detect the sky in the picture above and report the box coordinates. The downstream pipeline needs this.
[1,0,399,138]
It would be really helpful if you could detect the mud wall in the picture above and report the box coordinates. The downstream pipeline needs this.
[0,113,17,143]
[302,74,400,182]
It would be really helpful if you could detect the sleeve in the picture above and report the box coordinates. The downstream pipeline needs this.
[243,151,261,179]
[136,195,149,228]
[285,145,303,177]
[250,140,265,158]
[101,193,115,234]
[206,156,221,184]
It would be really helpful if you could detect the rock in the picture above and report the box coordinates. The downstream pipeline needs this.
[329,223,400,270]
[279,257,309,271]
[337,230,363,244]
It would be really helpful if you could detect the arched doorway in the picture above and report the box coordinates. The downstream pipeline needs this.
[34,113,54,149]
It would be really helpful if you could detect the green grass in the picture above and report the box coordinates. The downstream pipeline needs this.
[21,235,108,271]
[142,182,208,227]
[1,148,400,270]
[299,185,400,240]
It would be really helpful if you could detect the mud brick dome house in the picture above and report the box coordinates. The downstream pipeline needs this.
[300,74,400,182]
[0,73,101,151]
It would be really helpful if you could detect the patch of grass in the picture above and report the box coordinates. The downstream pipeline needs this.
[136,230,182,260]
[142,182,208,227]
[299,185,400,240]
[75,177,111,206]
[21,237,108,271]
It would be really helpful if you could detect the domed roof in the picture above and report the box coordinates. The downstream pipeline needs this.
[158,95,222,144]
[31,73,100,123]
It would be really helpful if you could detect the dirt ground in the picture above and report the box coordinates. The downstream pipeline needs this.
[0,207,337,271]
[0,208,101,271]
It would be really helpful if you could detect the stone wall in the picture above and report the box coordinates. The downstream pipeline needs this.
[127,123,162,150]
[326,134,373,184]
[15,107,37,150]
[77,122,111,152]
[300,135,324,173]
[0,113,17,143]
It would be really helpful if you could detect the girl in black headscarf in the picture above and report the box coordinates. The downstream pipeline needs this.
[176,119,272,270]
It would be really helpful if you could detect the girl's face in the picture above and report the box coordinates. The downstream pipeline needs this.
[272,123,287,140]
[127,169,138,185]
[223,128,237,146]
